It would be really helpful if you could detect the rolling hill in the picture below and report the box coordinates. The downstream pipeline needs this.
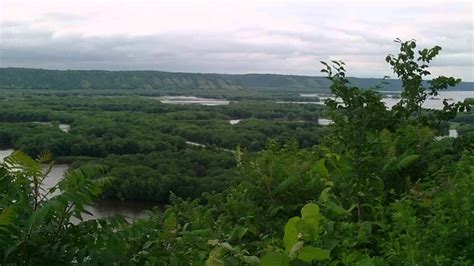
[0,67,472,91]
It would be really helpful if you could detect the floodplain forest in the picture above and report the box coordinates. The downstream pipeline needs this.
[0,40,473,265]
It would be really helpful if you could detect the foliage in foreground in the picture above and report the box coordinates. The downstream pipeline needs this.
[0,39,473,265]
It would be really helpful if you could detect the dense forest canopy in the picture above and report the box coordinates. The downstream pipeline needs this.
[1,67,473,91]
[0,40,473,265]
[0,95,327,202]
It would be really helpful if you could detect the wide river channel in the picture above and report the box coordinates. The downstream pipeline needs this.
[0,149,157,222]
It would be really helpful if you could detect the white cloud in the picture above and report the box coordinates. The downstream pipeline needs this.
[0,0,472,80]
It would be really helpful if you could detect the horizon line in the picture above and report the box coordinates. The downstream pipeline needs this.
[2,66,474,82]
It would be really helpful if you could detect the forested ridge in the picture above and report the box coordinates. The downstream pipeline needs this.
[0,40,473,265]
[1,67,473,91]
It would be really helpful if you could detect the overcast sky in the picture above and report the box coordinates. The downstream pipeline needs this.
[1,0,473,80]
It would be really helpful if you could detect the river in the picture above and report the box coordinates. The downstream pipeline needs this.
[318,118,334,125]
[152,96,230,106]
[300,90,474,110]
[230,119,242,125]
[0,149,155,222]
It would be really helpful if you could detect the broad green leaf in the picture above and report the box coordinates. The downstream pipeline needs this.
[220,242,234,251]
[326,200,350,216]
[314,159,329,178]
[206,247,226,266]
[289,241,304,258]
[283,217,300,252]
[319,187,332,203]
[297,247,330,262]
[242,256,260,265]
[208,239,219,246]
[301,203,320,235]
[229,226,248,241]
[260,252,290,266]
[301,203,320,221]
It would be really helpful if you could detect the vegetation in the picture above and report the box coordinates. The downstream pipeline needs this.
[0,40,473,265]
[2,67,472,92]
[0,95,326,202]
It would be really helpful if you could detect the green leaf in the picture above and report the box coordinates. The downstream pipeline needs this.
[208,239,219,246]
[0,207,14,226]
[326,199,350,216]
[301,203,320,234]
[399,154,420,169]
[301,203,320,220]
[220,242,234,251]
[229,226,248,241]
[319,187,331,203]
[297,247,330,262]
[206,247,226,266]
[242,256,260,264]
[314,159,329,178]
[283,217,300,252]
[356,258,376,266]
[289,241,304,258]
[164,213,177,230]
[260,252,290,266]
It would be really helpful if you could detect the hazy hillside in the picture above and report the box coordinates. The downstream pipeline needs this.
[1,67,472,91]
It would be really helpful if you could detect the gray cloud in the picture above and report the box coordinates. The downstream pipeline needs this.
[0,1,472,81]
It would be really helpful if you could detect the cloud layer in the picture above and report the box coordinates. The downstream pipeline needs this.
[1,0,473,80]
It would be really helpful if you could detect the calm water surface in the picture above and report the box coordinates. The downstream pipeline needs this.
[0,149,14,161]
[152,96,230,106]
[318,118,334,125]
[300,91,474,110]
[1,149,155,221]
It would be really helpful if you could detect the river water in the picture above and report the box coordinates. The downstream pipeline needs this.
[152,96,230,106]
[0,150,156,222]
[318,118,334,125]
[32,122,70,133]
[300,90,474,110]
[230,119,242,125]
[0,149,14,161]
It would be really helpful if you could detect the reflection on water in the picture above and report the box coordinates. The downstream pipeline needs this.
[300,91,474,110]
[59,124,70,133]
[434,129,459,141]
[32,122,70,133]
[41,164,69,198]
[0,149,14,161]
[276,101,322,105]
[318,118,333,126]
[1,149,154,222]
[186,141,206,148]
[449,129,459,138]
[152,96,230,106]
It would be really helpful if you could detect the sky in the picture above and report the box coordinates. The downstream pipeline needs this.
[1,0,473,80]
